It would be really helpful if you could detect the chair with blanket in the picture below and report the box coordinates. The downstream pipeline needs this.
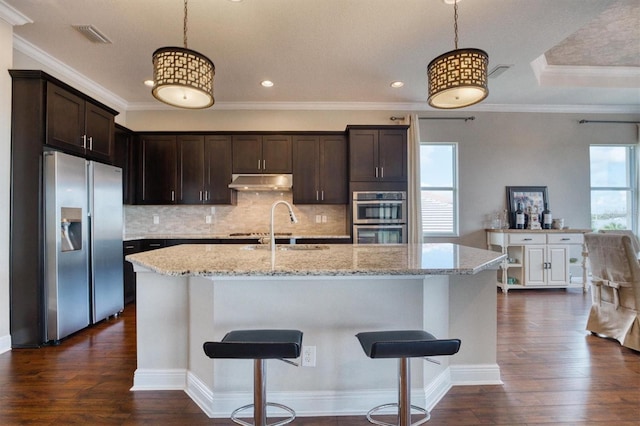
[584,232,640,351]
[598,229,640,256]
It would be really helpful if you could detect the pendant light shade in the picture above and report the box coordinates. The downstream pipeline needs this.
[152,0,215,109]
[427,48,488,109]
[427,1,488,109]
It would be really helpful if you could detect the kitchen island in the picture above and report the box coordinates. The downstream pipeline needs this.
[127,243,504,417]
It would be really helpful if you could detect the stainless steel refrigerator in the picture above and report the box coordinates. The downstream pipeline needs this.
[44,151,123,342]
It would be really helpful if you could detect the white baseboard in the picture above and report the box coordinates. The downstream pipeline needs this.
[136,365,502,417]
[186,368,456,418]
[450,363,503,385]
[0,334,11,354]
[130,368,187,391]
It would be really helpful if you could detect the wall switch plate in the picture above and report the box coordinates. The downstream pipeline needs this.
[315,215,322,223]
[205,215,212,224]
[302,345,316,367]
[322,215,327,223]
[153,214,159,225]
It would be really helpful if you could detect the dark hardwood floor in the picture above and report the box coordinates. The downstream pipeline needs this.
[1,288,638,425]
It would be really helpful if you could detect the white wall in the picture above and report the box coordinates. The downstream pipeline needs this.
[0,19,13,353]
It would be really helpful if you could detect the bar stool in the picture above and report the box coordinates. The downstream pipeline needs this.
[355,330,461,426]
[203,329,303,426]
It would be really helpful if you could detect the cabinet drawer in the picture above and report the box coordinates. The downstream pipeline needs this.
[508,233,546,244]
[547,233,584,244]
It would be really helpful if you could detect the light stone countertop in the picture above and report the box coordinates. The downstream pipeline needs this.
[123,234,351,241]
[126,243,505,277]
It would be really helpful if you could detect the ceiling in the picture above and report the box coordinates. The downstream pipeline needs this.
[2,0,639,113]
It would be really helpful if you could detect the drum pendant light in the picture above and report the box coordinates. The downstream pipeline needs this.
[152,0,215,109]
[427,0,488,109]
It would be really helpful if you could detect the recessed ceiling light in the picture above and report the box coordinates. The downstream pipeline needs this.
[390,81,404,88]
[227,0,243,3]
[261,80,274,87]
[144,79,155,87]
[442,0,462,4]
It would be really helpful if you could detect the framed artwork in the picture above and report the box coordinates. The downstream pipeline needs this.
[506,186,548,228]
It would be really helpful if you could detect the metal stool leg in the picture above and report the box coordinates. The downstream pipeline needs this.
[365,357,430,426]
[230,359,296,426]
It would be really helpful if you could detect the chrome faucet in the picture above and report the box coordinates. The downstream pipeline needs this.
[270,200,298,264]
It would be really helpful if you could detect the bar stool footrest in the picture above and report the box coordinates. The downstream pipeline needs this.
[366,402,431,426]
[231,402,296,426]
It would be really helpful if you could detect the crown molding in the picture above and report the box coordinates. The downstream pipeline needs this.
[531,54,640,88]
[13,35,129,113]
[0,0,32,26]
[126,100,640,115]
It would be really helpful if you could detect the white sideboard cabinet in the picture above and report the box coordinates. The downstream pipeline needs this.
[486,229,590,293]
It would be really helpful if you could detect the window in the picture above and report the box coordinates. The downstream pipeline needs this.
[420,143,458,237]
[590,145,637,231]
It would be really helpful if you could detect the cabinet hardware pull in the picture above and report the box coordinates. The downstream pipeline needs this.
[82,134,87,149]
[171,190,175,201]
[375,167,378,177]
[523,238,532,241]
[205,191,209,201]
[381,167,384,178]
[257,160,261,170]
[321,190,324,201]
[200,191,203,201]
[263,159,266,170]
[561,238,570,241]
[88,136,93,151]
[316,190,319,201]
[150,244,161,247]
[125,245,135,249]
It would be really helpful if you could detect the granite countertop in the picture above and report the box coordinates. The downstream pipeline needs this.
[126,243,505,277]
[485,228,591,233]
[123,234,351,241]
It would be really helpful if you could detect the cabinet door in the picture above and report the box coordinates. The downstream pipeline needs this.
[205,135,235,204]
[85,102,115,162]
[139,135,177,204]
[378,129,407,182]
[262,135,292,173]
[232,135,262,173]
[524,246,546,286]
[292,136,320,203]
[177,135,205,204]
[319,135,348,203]
[349,129,378,181]
[113,126,135,204]
[46,84,86,156]
[547,245,570,285]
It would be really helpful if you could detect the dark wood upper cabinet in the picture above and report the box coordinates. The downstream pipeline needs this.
[205,135,236,205]
[348,126,407,182]
[113,125,136,205]
[138,135,177,204]
[293,134,347,204]
[232,134,292,173]
[178,135,206,204]
[46,83,115,163]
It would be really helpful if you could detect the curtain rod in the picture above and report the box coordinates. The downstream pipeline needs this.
[418,116,475,122]
[579,120,640,124]
[389,116,475,122]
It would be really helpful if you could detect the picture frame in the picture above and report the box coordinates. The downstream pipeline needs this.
[506,186,548,229]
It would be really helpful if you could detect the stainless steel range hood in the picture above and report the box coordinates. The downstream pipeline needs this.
[228,174,293,191]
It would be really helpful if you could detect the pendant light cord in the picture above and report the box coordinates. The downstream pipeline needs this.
[453,0,459,50]
[183,0,188,49]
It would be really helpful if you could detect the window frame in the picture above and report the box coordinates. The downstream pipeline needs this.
[589,144,638,233]
[420,142,459,238]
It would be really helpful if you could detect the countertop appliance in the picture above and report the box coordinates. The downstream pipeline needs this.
[352,191,407,244]
[44,151,123,343]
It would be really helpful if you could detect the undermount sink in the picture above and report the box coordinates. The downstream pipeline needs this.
[241,244,329,251]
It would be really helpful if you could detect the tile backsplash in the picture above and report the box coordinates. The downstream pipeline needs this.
[124,192,348,236]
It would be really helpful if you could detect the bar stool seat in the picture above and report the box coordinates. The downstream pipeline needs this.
[356,330,461,426]
[204,329,303,426]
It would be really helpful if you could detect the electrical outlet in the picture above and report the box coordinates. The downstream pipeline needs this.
[302,345,316,367]
[315,215,322,223]
[210,207,216,215]
[321,215,327,223]
[205,215,212,224]
[153,214,159,225]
